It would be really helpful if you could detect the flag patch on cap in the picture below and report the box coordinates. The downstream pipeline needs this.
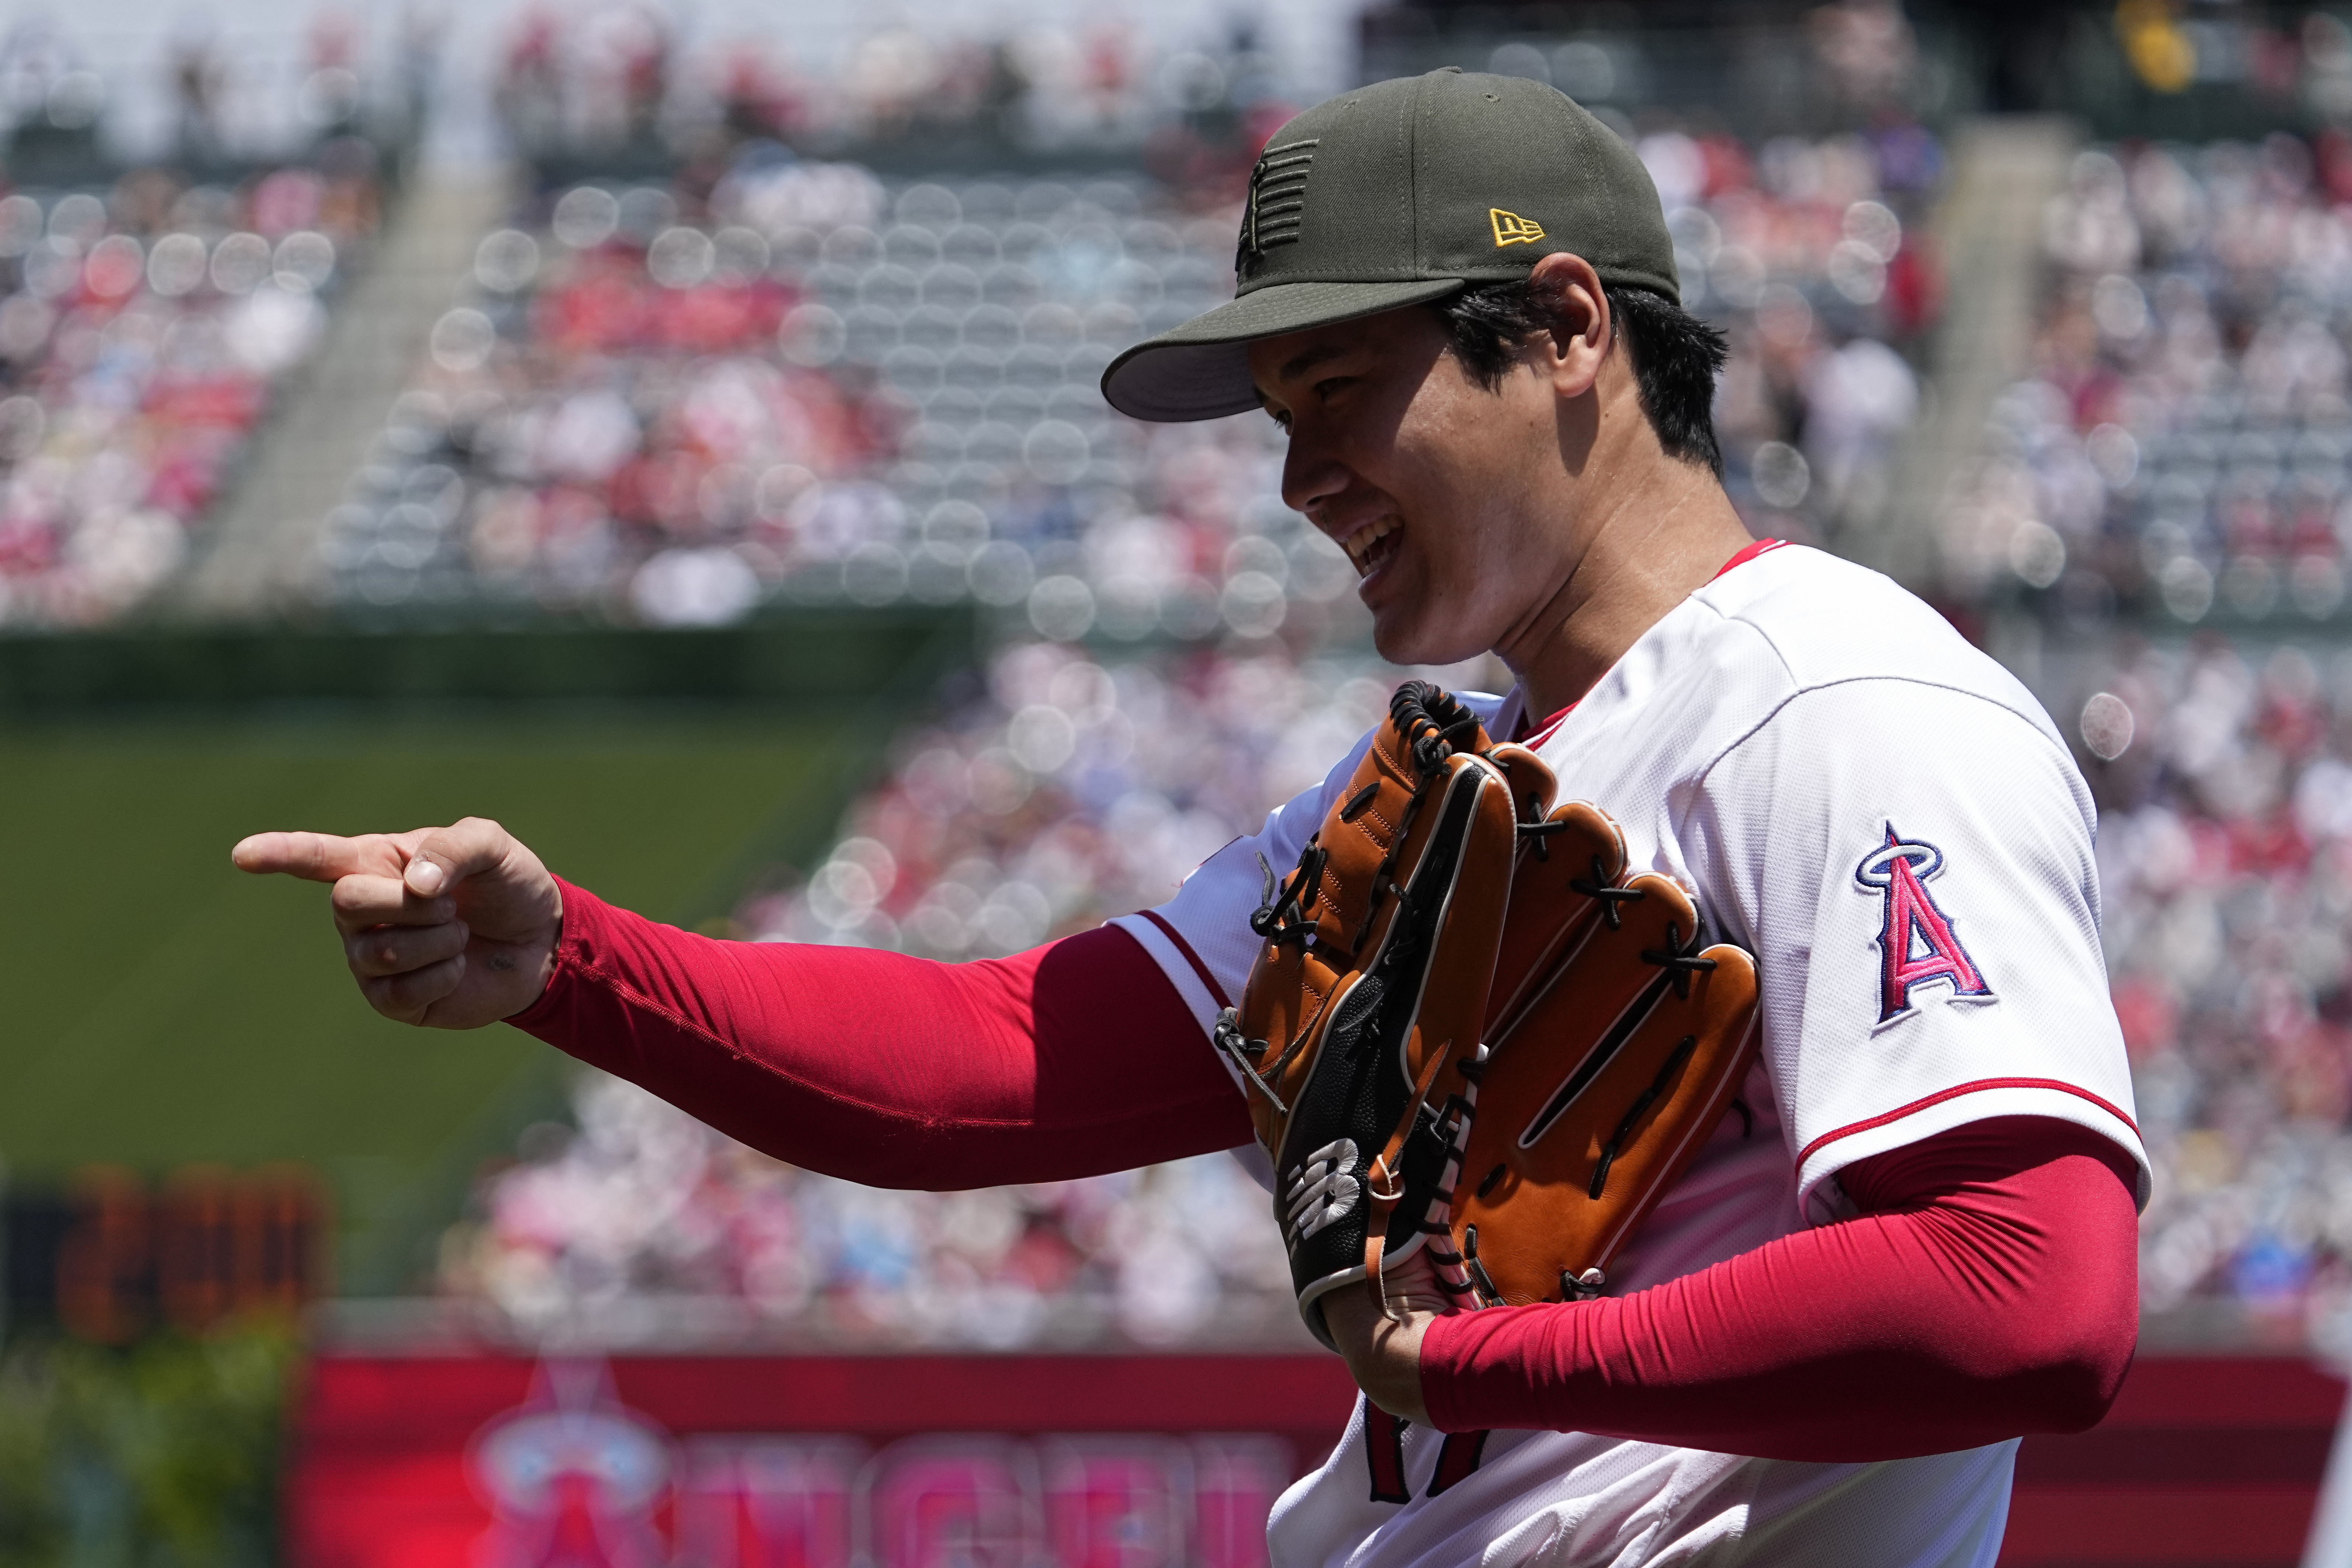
[1490,208,1545,247]
[1239,142,1318,271]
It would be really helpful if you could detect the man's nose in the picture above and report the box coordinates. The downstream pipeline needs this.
[1280,429,1350,520]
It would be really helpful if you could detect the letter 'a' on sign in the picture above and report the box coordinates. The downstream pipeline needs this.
[1490,208,1546,247]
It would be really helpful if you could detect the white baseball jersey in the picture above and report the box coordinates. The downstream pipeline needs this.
[1111,543,2148,1568]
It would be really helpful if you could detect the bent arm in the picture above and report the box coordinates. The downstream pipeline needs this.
[1419,1116,2139,1460]
[510,879,1253,1188]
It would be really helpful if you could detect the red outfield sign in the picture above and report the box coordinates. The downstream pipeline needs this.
[286,1352,2345,1568]
[287,1353,1361,1568]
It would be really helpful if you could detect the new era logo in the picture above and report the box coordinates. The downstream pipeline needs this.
[1490,208,1545,247]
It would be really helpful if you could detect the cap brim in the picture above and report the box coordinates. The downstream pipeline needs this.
[1100,278,1466,423]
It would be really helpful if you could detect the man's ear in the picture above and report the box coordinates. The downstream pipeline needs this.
[1527,251,1611,401]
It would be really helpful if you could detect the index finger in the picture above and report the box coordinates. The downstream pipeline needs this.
[231,831,408,884]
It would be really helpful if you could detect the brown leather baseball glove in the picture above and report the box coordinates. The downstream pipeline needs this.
[1218,682,1760,1355]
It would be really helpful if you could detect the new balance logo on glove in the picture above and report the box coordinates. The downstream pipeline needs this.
[1285,1139,1364,1243]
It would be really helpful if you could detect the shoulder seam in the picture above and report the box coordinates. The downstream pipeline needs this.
[1680,592,1804,696]
[1689,589,1803,691]
[1684,674,2071,807]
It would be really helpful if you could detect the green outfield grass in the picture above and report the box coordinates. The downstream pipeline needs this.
[0,706,870,1289]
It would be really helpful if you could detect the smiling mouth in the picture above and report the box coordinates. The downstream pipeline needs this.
[1338,515,1402,578]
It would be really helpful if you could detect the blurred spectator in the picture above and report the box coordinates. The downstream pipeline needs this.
[1945,136,2352,627]
[1808,0,1922,112]
[169,29,227,164]
[0,150,384,628]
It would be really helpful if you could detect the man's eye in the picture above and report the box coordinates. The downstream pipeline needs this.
[1314,377,1352,401]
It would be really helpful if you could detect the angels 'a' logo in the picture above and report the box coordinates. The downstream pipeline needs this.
[1855,826,1993,1023]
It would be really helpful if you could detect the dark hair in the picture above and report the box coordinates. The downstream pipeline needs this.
[1433,279,1729,475]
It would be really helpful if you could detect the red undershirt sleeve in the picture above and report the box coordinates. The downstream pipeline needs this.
[1417,1115,2140,1461]
[505,877,1254,1190]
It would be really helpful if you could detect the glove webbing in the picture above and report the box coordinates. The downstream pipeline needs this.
[1346,683,1472,954]
[1223,682,1480,1106]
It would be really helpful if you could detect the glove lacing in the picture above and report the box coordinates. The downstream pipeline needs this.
[1222,682,1479,1106]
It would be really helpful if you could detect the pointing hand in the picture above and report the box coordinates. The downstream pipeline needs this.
[231,817,562,1029]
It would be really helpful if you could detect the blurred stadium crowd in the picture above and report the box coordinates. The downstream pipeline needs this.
[1946,129,2352,627]
[439,1071,1302,1350]
[0,154,386,629]
[1890,123,2352,1342]
[2080,639,2352,1345]
[1656,122,1942,544]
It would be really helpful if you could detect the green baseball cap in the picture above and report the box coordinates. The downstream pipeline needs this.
[1101,68,1679,424]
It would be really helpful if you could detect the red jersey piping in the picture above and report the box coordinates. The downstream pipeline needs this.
[1797,1077,2141,1169]
[1140,909,1232,1010]
[1713,536,1788,579]
[1516,704,1577,745]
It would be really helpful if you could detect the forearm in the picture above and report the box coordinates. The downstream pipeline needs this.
[508,879,1252,1188]
[1419,1118,2140,1461]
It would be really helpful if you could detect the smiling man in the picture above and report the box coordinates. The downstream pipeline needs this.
[239,71,2144,1568]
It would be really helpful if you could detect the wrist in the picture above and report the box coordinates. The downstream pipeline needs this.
[1324,1277,1435,1424]
[500,880,574,1024]
[502,935,561,1018]
[1412,1301,1477,1431]
[1411,1297,1560,1435]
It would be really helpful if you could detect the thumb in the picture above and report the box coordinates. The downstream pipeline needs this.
[402,817,519,898]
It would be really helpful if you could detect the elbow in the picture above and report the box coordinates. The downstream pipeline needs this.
[2005,1301,2139,1435]
[2002,1149,2144,1436]
[2019,1341,2133,1434]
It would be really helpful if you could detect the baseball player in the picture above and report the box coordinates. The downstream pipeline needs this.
[238,72,2144,1567]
